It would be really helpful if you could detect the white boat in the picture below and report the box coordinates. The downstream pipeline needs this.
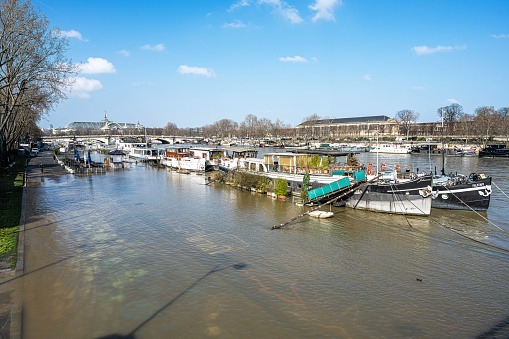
[162,146,212,172]
[129,147,163,161]
[190,147,223,170]
[370,143,411,154]
[309,211,334,218]
[219,147,258,171]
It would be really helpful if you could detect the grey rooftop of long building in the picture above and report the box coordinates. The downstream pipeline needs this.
[297,115,395,127]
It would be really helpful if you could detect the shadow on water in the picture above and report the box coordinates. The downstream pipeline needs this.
[95,263,248,339]
[476,316,509,338]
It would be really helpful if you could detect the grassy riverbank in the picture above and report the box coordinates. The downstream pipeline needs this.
[0,157,25,269]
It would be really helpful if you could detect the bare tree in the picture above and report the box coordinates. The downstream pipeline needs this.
[0,0,77,164]
[215,118,238,139]
[395,109,419,139]
[496,107,509,142]
[457,113,474,144]
[437,103,463,134]
[256,117,272,138]
[300,113,322,139]
[473,106,497,147]
[302,113,321,122]
[239,114,258,139]
[163,122,178,135]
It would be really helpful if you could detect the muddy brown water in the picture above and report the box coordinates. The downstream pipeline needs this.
[9,152,509,338]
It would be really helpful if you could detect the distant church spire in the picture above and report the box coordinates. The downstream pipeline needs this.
[104,111,108,120]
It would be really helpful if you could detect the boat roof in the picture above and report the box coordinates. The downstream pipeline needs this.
[223,147,257,153]
[263,152,302,157]
[190,147,222,152]
[286,149,350,156]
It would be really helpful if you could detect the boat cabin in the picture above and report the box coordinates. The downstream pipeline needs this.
[264,152,334,174]
[223,147,257,159]
[190,147,223,161]
[165,147,191,159]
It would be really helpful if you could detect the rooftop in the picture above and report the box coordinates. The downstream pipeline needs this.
[297,115,394,127]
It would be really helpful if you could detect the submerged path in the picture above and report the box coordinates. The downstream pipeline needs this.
[25,150,68,187]
[0,150,68,338]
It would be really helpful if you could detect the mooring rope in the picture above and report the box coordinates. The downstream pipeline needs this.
[400,193,509,256]
[389,182,413,228]
[443,186,509,236]
[493,181,509,200]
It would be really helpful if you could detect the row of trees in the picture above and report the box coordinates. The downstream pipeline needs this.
[53,105,509,146]
[0,0,76,165]
[201,114,293,139]
[159,114,294,140]
[397,104,509,145]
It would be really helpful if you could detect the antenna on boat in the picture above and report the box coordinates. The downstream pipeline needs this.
[441,108,445,176]
[376,124,379,176]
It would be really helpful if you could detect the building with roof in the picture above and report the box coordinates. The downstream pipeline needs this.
[296,115,400,138]
[64,112,143,131]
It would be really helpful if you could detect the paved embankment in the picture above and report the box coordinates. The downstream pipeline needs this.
[0,150,68,338]
[25,150,68,187]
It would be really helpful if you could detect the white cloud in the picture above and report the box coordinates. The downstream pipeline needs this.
[79,57,116,74]
[362,74,371,81]
[140,43,165,51]
[228,0,250,11]
[447,98,460,104]
[309,0,341,22]
[279,56,307,62]
[177,65,216,77]
[206,12,213,17]
[227,0,302,23]
[69,77,103,98]
[281,7,303,24]
[312,57,318,62]
[490,34,509,38]
[117,50,130,57]
[59,29,88,41]
[411,45,466,55]
[223,20,247,28]
[411,86,425,90]
[258,0,303,23]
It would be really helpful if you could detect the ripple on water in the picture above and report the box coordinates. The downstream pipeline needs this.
[18,161,509,338]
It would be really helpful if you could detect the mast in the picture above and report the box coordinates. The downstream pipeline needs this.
[376,124,379,175]
[441,108,445,175]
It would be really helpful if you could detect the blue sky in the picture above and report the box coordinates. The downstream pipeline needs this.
[39,0,509,128]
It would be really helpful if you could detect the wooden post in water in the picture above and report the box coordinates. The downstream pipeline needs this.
[272,174,381,230]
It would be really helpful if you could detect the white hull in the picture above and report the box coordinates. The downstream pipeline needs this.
[162,157,209,172]
[346,193,431,215]
[309,211,334,218]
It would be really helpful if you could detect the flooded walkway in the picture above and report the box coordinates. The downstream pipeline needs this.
[2,153,509,338]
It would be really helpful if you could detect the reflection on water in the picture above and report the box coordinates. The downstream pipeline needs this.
[6,154,509,338]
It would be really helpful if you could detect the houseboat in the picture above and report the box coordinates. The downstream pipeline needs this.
[345,172,433,215]
[162,146,212,172]
[432,173,491,211]
[129,147,163,161]
[219,147,258,171]
[190,147,223,171]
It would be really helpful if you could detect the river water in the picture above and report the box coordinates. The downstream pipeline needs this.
[13,151,509,338]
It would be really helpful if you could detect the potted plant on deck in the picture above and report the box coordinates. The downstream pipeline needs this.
[275,178,288,199]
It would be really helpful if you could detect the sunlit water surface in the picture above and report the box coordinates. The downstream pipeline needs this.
[15,152,509,338]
